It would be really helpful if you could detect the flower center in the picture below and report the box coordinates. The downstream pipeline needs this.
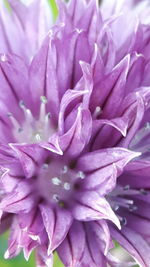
[8,96,54,144]
[37,159,85,207]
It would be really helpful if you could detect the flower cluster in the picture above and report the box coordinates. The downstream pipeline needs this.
[0,0,150,266]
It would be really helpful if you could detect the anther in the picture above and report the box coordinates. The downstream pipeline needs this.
[140,189,148,195]
[129,205,138,212]
[114,205,120,211]
[120,217,127,226]
[42,163,49,170]
[46,113,51,119]
[53,194,59,202]
[1,54,7,62]
[18,127,23,133]
[52,177,61,186]
[123,185,130,191]
[77,171,85,179]
[19,100,25,108]
[7,112,12,117]
[40,96,47,104]
[35,133,41,142]
[93,106,102,119]
[144,122,150,130]
[64,182,71,191]
[62,165,68,174]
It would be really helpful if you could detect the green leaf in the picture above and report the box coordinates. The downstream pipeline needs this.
[48,0,58,20]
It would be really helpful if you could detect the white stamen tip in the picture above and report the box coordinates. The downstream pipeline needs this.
[19,100,25,108]
[77,171,85,179]
[52,177,61,186]
[1,54,7,62]
[62,165,68,174]
[53,194,59,202]
[145,122,150,130]
[42,163,49,170]
[93,106,102,118]
[35,133,41,142]
[40,96,47,104]
[75,28,83,33]
[64,182,71,190]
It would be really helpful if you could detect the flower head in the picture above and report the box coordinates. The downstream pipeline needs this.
[0,0,150,266]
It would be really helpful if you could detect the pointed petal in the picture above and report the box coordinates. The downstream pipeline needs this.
[60,107,92,157]
[110,225,150,267]
[57,221,85,267]
[9,144,46,178]
[73,191,120,229]
[40,203,73,254]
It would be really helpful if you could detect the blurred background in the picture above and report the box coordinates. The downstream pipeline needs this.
[0,0,139,266]
[0,233,64,266]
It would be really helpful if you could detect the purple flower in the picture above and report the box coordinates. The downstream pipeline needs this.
[0,0,52,63]
[0,0,150,266]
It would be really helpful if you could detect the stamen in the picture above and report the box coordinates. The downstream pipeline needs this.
[140,188,148,195]
[1,54,7,62]
[62,165,68,174]
[130,122,150,151]
[77,171,85,179]
[93,106,102,119]
[24,108,34,125]
[111,196,134,209]
[120,217,127,226]
[144,122,150,130]
[52,177,61,186]
[42,163,49,170]
[40,96,47,122]
[63,182,71,191]
[53,194,59,202]
[7,113,21,130]
[35,133,42,142]
[123,185,130,191]
[128,205,138,212]
[9,97,53,144]
[114,205,120,211]
[19,100,25,108]
[40,96,48,104]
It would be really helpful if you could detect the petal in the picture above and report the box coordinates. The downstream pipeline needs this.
[77,147,140,172]
[41,134,63,155]
[36,247,53,267]
[107,253,136,267]
[0,54,29,122]
[9,144,46,178]
[90,220,112,255]
[90,54,130,119]
[0,213,13,235]
[40,203,73,254]
[110,225,150,267]
[60,107,92,157]
[0,180,37,213]
[119,160,150,189]
[73,191,120,229]
[57,221,85,267]
[80,222,107,267]
[58,89,88,134]
[4,218,22,259]
[29,34,60,119]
